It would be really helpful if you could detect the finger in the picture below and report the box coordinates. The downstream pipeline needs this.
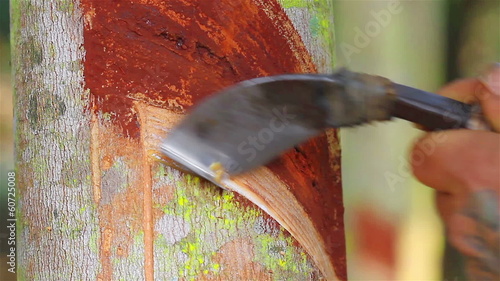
[411,130,500,194]
[478,64,500,131]
[437,190,500,275]
[435,192,462,223]
[436,65,500,131]
[437,78,481,103]
[447,213,484,257]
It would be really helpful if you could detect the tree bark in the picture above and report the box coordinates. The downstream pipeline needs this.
[13,0,345,280]
[12,0,98,279]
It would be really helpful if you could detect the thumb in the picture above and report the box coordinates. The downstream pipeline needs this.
[411,130,500,194]
[477,63,500,131]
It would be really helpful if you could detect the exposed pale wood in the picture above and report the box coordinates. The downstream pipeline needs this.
[138,102,342,280]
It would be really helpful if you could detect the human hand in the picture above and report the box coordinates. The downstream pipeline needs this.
[411,64,500,280]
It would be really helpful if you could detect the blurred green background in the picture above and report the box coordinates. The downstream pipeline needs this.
[335,0,499,280]
[0,0,498,280]
[1,0,14,280]
[0,0,12,167]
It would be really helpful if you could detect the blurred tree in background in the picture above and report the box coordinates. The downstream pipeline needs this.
[336,0,498,280]
[0,1,14,281]
[0,0,9,68]
[0,1,9,39]
[443,0,499,280]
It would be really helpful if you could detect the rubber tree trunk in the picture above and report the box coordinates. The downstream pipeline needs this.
[12,0,345,280]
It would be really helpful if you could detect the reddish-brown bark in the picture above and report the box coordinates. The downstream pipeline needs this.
[268,133,345,274]
[83,0,315,137]
[82,0,346,279]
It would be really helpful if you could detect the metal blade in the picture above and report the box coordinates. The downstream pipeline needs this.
[159,69,486,184]
[160,75,334,182]
[160,70,396,182]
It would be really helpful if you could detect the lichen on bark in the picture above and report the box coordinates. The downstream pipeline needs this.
[12,0,100,280]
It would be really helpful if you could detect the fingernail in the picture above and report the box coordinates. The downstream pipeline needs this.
[479,63,500,96]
